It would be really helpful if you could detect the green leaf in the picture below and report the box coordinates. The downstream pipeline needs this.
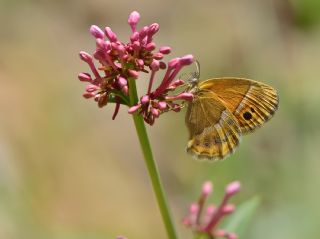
[108,91,130,105]
[223,196,260,237]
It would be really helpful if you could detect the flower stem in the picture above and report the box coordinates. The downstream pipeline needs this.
[128,78,178,239]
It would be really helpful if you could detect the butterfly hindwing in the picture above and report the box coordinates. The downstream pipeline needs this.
[199,78,279,134]
[185,90,242,160]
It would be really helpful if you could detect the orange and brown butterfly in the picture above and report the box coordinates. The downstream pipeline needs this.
[185,61,279,160]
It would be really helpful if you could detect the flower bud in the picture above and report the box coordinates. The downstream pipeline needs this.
[141,95,150,104]
[168,57,180,69]
[78,73,92,82]
[83,92,95,99]
[79,51,92,62]
[85,84,99,93]
[128,69,139,78]
[90,25,105,39]
[148,23,160,35]
[202,181,213,197]
[179,54,194,65]
[137,59,144,67]
[130,31,140,42]
[105,27,118,42]
[157,101,167,110]
[146,42,156,51]
[225,181,241,197]
[128,104,141,114]
[222,204,235,214]
[117,76,127,88]
[151,108,160,117]
[153,52,163,60]
[159,46,171,54]
[128,11,140,32]
[150,60,160,71]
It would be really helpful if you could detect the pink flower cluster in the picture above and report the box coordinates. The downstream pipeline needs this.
[78,11,194,124]
[128,55,194,125]
[183,181,241,239]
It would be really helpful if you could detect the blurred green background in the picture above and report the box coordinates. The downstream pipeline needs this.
[1,0,320,238]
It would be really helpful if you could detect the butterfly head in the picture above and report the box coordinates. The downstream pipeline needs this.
[186,60,201,91]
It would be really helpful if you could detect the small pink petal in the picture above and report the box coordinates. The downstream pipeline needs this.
[150,60,160,71]
[170,79,185,87]
[179,54,194,65]
[151,108,160,117]
[146,42,156,51]
[176,92,194,101]
[130,31,139,42]
[79,51,92,62]
[168,58,180,69]
[204,204,216,224]
[159,46,171,54]
[222,204,235,214]
[132,41,140,50]
[83,92,95,99]
[95,38,105,49]
[157,101,167,110]
[128,11,140,31]
[122,85,128,95]
[141,95,150,104]
[117,76,127,87]
[111,42,126,55]
[93,50,105,61]
[128,104,141,114]
[128,69,139,78]
[148,23,160,35]
[153,52,163,60]
[105,27,118,42]
[189,202,199,214]
[225,181,241,197]
[139,26,148,39]
[78,72,92,82]
[215,229,226,237]
[202,181,213,196]
[90,25,105,39]
[86,84,99,92]
[137,59,144,67]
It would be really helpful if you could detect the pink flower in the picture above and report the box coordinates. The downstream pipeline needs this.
[78,11,194,124]
[183,181,241,239]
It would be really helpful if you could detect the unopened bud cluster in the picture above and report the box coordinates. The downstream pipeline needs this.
[78,11,194,124]
[183,181,241,239]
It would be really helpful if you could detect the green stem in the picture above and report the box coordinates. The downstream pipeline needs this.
[128,78,178,239]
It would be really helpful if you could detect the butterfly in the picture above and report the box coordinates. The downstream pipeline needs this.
[185,62,279,160]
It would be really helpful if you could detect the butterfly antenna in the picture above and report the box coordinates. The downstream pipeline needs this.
[194,60,200,79]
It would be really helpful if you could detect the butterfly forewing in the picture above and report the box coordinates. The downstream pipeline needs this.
[185,91,241,160]
[199,78,279,134]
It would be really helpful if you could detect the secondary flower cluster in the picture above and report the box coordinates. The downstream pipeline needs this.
[183,181,241,239]
[78,11,194,124]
